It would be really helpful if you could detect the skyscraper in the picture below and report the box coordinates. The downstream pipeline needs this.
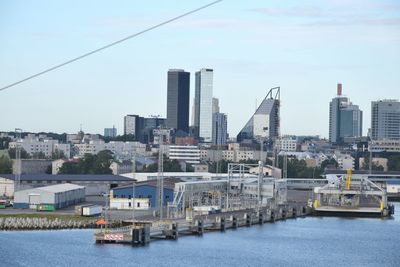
[166,69,190,133]
[212,112,228,145]
[237,87,280,143]
[371,99,400,140]
[104,126,117,138]
[194,68,213,142]
[212,97,220,114]
[329,84,362,143]
[124,115,142,139]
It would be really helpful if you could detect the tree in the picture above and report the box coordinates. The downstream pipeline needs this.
[277,156,323,178]
[8,148,30,159]
[388,155,400,171]
[51,149,65,160]
[0,137,11,150]
[31,151,46,159]
[58,150,114,174]
[361,157,384,171]
[320,158,338,170]
[141,158,183,172]
[0,155,13,174]
[102,134,136,143]
[59,162,80,174]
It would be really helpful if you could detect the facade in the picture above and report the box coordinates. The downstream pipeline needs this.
[212,97,220,113]
[0,174,132,197]
[194,68,214,142]
[329,84,363,143]
[278,136,297,152]
[124,115,141,137]
[166,69,190,134]
[237,87,280,143]
[104,127,117,138]
[333,154,355,170]
[109,162,132,175]
[12,159,52,175]
[168,145,200,164]
[110,179,175,208]
[74,140,147,159]
[371,99,400,140]
[370,139,400,153]
[142,117,166,144]
[212,112,228,146]
[9,134,71,158]
[13,183,85,209]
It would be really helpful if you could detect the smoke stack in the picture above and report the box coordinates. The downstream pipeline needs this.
[337,83,342,96]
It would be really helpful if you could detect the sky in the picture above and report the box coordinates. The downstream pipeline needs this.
[0,0,399,138]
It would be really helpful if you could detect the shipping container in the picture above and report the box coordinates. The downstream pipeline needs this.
[75,204,93,216]
[82,205,102,216]
[36,204,55,212]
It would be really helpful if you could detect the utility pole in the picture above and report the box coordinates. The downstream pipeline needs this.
[14,128,22,192]
[131,149,136,223]
[156,129,164,220]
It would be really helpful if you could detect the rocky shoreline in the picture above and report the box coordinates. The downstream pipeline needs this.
[0,217,119,231]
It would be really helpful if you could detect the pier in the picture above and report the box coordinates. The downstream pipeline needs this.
[94,204,309,245]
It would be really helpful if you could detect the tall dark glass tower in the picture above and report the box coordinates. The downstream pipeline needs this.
[166,69,190,133]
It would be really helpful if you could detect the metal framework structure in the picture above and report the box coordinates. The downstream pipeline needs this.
[314,174,388,210]
[167,163,287,219]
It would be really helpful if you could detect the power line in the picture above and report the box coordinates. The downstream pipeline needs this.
[0,0,223,92]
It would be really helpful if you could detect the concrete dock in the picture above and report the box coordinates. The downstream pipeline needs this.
[94,204,309,246]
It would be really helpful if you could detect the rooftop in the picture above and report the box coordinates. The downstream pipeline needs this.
[0,174,133,182]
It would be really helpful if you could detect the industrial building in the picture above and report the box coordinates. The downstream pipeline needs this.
[13,183,85,210]
[110,179,177,209]
[0,174,133,197]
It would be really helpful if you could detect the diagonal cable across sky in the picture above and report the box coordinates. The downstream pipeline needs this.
[0,0,223,92]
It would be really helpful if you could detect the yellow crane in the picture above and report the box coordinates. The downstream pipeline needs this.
[345,169,352,190]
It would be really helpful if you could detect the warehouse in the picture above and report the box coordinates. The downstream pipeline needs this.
[110,178,179,210]
[0,174,133,197]
[14,183,85,210]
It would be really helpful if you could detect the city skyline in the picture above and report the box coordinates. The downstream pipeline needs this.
[0,0,399,137]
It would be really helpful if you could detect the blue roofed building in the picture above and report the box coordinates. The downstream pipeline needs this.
[110,178,180,209]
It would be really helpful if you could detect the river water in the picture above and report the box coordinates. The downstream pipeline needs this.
[1,203,399,267]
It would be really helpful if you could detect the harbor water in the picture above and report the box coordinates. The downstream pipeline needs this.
[1,203,400,267]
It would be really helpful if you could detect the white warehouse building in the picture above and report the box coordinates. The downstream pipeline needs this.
[13,183,85,210]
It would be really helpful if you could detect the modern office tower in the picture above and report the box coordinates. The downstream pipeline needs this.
[212,97,220,114]
[142,117,166,144]
[194,68,214,142]
[212,112,228,145]
[371,99,400,140]
[237,87,280,143]
[104,126,117,138]
[329,84,363,143]
[166,69,190,133]
[124,115,142,138]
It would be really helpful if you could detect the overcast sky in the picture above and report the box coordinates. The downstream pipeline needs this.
[1,0,399,138]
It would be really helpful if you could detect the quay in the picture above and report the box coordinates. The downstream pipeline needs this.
[94,204,309,245]
[94,163,395,246]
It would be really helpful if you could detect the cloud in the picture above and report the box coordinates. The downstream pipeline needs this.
[251,6,323,18]
[251,5,400,28]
